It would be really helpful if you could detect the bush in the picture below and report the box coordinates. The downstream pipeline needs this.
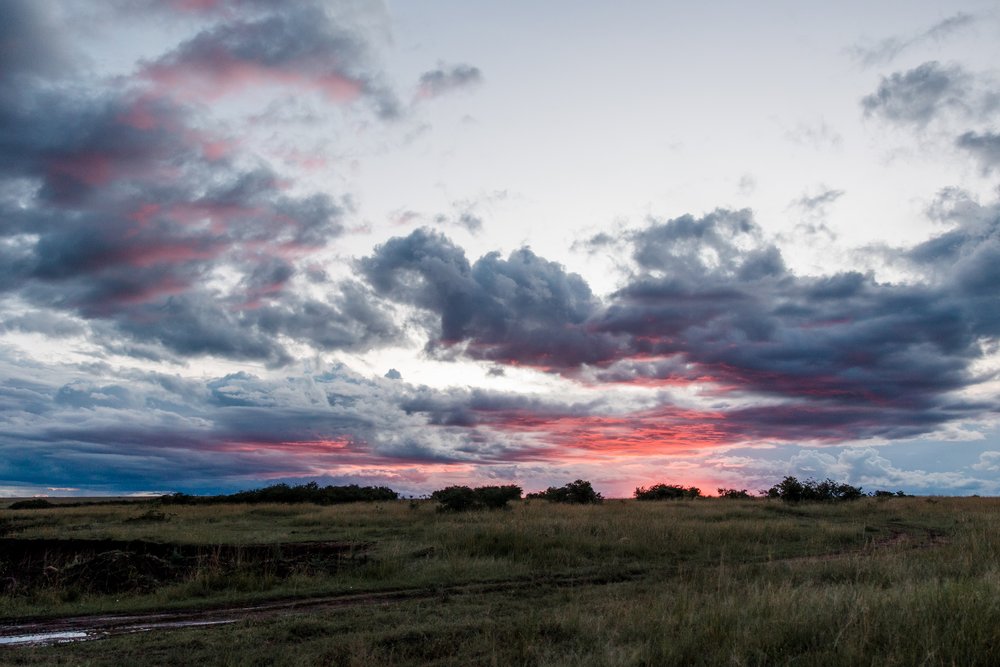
[717,488,753,499]
[430,484,523,511]
[474,485,523,509]
[160,482,399,505]
[634,484,701,500]
[9,498,55,510]
[764,476,864,502]
[431,486,478,512]
[872,489,909,498]
[527,479,603,504]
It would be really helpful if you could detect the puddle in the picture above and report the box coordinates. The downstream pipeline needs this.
[0,631,91,646]
[0,617,238,648]
[135,619,237,632]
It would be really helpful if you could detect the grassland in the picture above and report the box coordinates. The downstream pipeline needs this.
[1,496,999,665]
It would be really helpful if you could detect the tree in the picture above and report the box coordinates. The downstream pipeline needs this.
[717,488,752,499]
[474,484,523,509]
[160,482,399,505]
[764,476,864,502]
[766,476,806,501]
[430,484,523,511]
[872,489,909,498]
[634,484,701,500]
[527,479,603,504]
[431,486,478,511]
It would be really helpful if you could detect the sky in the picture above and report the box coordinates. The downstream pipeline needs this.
[2,0,1000,498]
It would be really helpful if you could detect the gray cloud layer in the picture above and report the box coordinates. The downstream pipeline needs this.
[2,2,1000,496]
[0,1,402,366]
[363,198,1000,443]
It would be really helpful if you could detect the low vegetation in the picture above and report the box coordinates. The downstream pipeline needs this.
[764,475,865,502]
[7,499,55,510]
[430,484,522,511]
[717,487,753,499]
[526,479,603,504]
[634,483,702,500]
[161,482,398,506]
[0,480,995,665]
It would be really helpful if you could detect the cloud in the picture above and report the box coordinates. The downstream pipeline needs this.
[416,64,483,99]
[626,209,785,280]
[972,451,1000,473]
[361,228,620,367]
[141,4,400,117]
[793,188,845,213]
[861,61,1000,129]
[0,2,75,83]
[783,447,981,493]
[398,191,508,234]
[851,13,977,67]
[0,356,617,494]
[365,203,1000,445]
[956,131,1000,173]
[594,208,996,432]
[0,310,86,338]
[2,1,1000,497]
[861,61,973,126]
[0,1,402,366]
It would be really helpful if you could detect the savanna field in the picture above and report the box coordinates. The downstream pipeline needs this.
[2,494,1000,666]
[5,3,1000,665]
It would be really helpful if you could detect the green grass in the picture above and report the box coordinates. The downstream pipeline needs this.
[2,496,999,664]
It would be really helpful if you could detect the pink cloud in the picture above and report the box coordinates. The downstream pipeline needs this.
[118,240,225,268]
[144,56,364,104]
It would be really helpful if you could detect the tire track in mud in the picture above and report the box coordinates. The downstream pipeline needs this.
[0,572,642,647]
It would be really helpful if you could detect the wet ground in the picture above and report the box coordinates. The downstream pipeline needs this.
[0,572,645,648]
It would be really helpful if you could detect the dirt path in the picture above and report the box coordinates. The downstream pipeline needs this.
[0,572,640,647]
[0,588,425,647]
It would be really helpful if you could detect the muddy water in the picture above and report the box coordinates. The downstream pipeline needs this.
[0,618,238,648]
[0,630,91,646]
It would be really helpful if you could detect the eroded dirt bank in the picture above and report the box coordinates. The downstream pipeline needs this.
[0,538,369,595]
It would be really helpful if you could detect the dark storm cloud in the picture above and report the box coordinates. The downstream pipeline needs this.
[361,228,620,366]
[593,210,989,419]
[417,64,483,99]
[851,13,977,67]
[0,1,401,366]
[365,205,1000,443]
[861,61,972,126]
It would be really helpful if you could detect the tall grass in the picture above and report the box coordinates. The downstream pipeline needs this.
[3,497,999,664]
